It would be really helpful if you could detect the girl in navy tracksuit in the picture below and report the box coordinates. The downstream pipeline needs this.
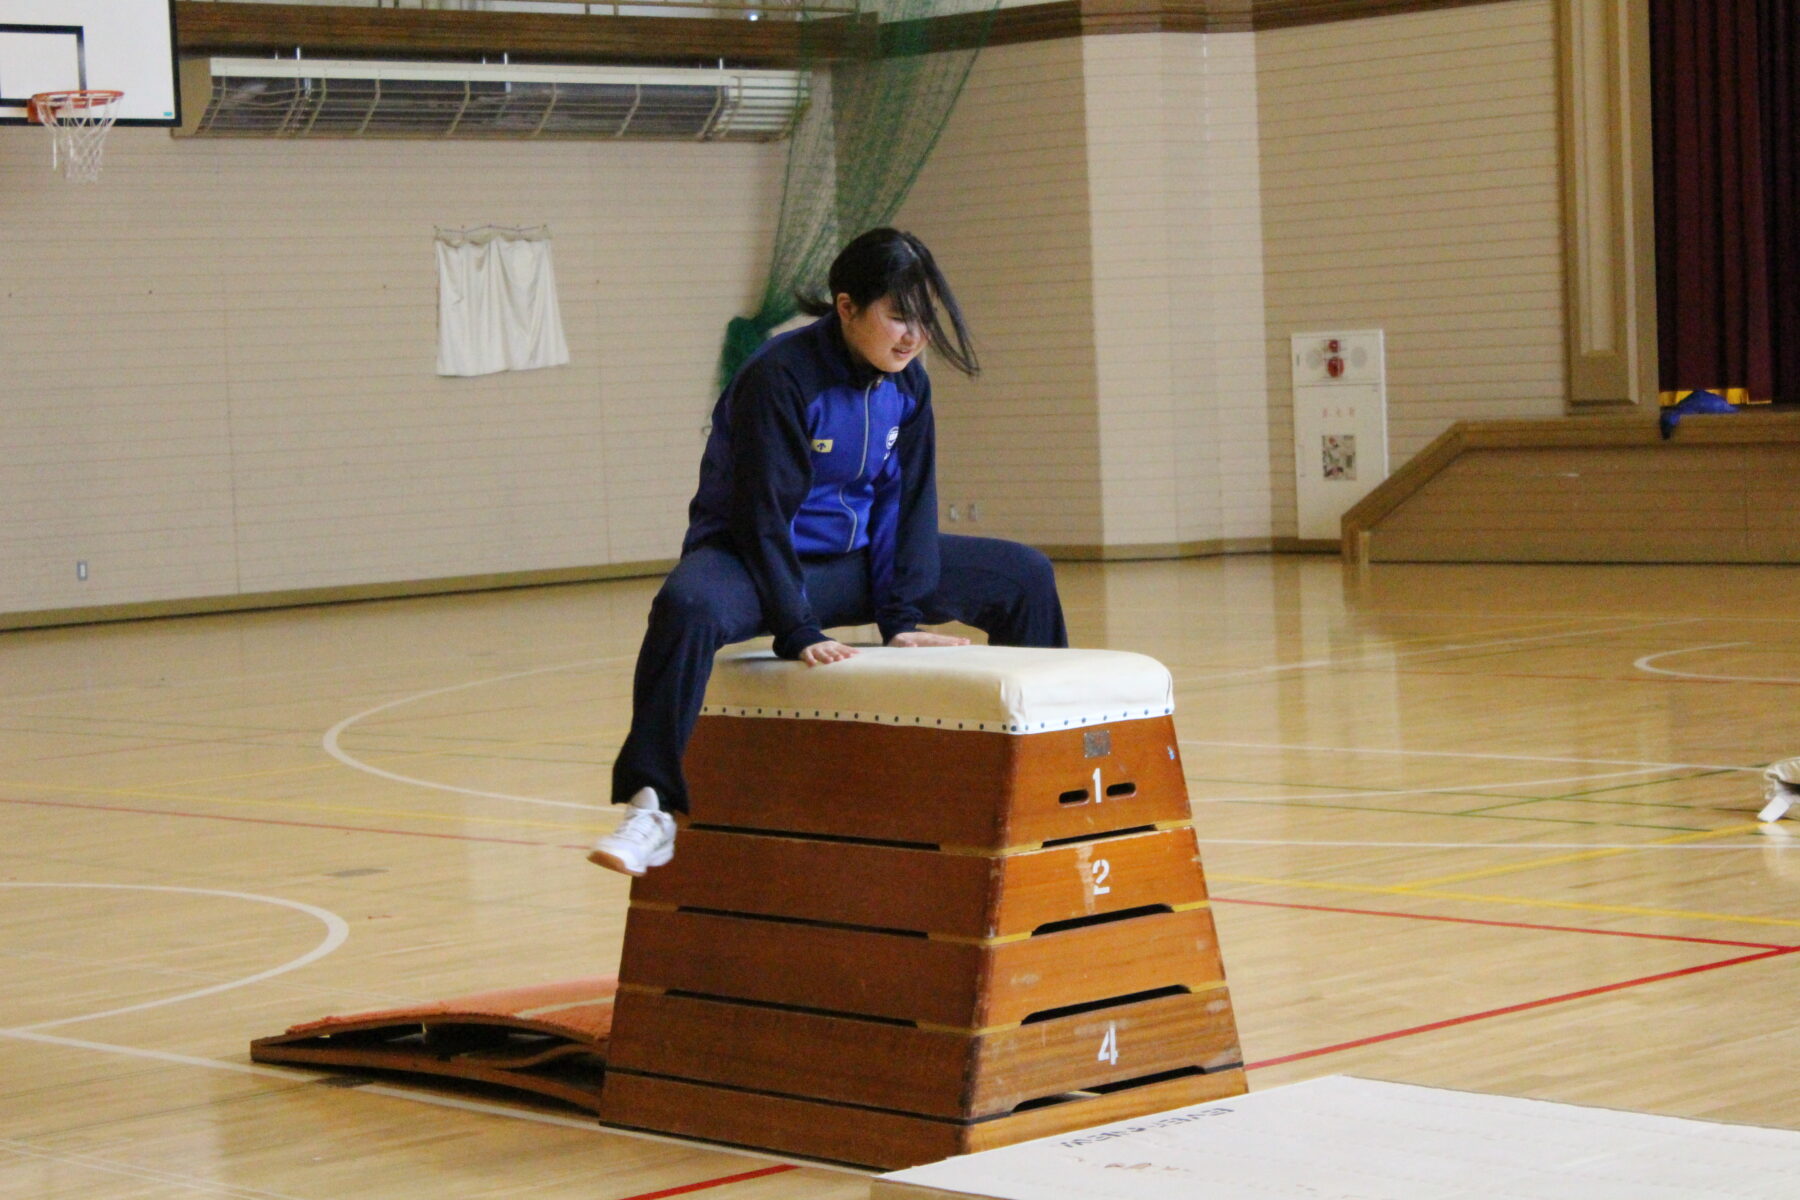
[589,228,1067,875]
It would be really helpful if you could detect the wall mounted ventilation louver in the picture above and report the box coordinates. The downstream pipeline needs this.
[176,58,806,141]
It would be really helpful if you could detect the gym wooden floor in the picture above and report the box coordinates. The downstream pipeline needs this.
[4,554,1797,1199]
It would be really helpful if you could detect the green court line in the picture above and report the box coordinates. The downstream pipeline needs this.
[1554,768,1738,797]
[1457,796,1683,817]
[1455,770,1740,815]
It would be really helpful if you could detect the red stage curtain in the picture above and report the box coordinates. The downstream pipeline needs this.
[1760,0,1800,404]
[1651,0,1775,402]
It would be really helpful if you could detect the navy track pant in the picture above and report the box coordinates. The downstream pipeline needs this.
[610,533,1068,812]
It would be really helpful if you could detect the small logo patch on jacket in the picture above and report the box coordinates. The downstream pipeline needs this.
[812,438,834,453]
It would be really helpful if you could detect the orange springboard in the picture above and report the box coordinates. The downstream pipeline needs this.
[251,976,617,1112]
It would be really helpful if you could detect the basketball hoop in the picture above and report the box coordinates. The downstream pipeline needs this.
[27,90,125,183]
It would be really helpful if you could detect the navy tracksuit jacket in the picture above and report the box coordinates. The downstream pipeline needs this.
[611,312,1066,811]
[683,312,938,659]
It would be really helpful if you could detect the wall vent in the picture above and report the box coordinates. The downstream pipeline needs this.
[176,57,805,141]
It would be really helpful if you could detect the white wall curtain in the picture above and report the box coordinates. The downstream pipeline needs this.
[435,225,571,377]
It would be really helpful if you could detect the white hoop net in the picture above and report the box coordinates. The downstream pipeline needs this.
[30,91,124,183]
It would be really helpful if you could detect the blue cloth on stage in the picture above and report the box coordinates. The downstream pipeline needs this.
[1659,389,1738,439]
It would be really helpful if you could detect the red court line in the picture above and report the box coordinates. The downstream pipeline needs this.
[11,796,1792,951]
[613,1164,797,1200]
[17,791,1800,1180]
[1245,944,1800,1071]
[0,796,588,851]
[1214,895,1792,950]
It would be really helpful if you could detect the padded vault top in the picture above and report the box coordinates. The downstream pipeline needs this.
[702,645,1175,734]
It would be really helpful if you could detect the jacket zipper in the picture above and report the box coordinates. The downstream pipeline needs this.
[838,379,875,551]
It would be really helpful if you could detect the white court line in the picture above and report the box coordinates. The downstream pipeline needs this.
[0,1137,309,1200]
[0,883,350,1033]
[1186,618,1703,682]
[0,945,415,1012]
[0,1026,592,1121]
[1179,738,1764,774]
[0,882,863,1176]
[322,658,627,811]
[317,621,1706,809]
[1633,643,1800,685]
[0,1028,868,1176]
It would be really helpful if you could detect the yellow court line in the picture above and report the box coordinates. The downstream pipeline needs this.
[1393,823,1768,890]
[1416,888,1800,932]
[1,778,604,836]
[1212,872,1800,930]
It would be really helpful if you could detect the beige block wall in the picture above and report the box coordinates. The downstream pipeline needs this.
[1083,33,1181,548]
[1082,31,1271,550]
[1257,0,1567,537]
[0,127,782,616]
[901,29,1270,554]
[898,36,1105,549]
[1192,33,1276,545]
[3,2,1578,621]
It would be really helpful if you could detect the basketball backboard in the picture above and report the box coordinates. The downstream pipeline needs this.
[0,1,178,125]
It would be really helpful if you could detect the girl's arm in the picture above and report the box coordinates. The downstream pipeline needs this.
[727,359,829,659]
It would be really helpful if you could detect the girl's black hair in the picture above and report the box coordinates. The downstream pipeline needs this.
[797,228,980,377]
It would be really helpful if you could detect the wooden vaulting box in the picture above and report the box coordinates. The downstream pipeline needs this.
[597,645,1245,1168]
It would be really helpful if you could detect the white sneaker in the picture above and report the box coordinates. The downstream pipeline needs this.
[588,788,677,876]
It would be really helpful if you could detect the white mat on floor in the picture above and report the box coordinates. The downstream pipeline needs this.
[871,1076,1800,1200]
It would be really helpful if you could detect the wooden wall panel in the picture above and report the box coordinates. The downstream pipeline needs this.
[1558,0,1659,408]
[174,1,801,63]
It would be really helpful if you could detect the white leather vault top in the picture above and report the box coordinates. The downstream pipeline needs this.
[701,645,1174,734]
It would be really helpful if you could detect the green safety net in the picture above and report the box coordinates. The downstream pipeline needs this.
[718,0,1002,388]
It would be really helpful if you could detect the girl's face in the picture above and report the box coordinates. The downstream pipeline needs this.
[837,293,928,374]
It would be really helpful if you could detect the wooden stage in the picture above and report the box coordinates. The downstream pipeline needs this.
[1343,411,1800,565]
[3,554,1798,1199]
